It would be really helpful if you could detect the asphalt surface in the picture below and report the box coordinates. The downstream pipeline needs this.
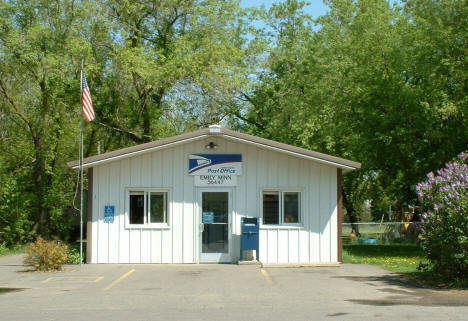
[0,254,467,321]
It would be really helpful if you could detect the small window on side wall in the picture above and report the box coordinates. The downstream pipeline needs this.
[129,190,168,226]
[262,191,300,225]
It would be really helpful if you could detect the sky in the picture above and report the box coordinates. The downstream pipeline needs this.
[241,0,330,19]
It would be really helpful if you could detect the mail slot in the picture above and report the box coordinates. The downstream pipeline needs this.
[240,217,259,261]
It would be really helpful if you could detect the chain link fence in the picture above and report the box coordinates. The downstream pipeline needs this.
[342,222,419,244]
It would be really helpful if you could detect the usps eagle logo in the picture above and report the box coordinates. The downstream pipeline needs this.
[189,155,212,173]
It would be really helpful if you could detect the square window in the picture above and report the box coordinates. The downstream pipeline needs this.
[262,191,301,225]
[128,190,169,226]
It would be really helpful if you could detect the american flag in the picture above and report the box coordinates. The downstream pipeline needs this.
[81,71,95,122]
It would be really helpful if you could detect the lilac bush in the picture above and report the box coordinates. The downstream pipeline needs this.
[415,152,468,279]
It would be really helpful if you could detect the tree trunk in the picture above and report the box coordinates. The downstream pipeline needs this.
[31,134,49,237]
[342,186,360,236]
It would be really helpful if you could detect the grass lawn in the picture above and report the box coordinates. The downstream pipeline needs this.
[343,243,425,274]
[343,243,467,288]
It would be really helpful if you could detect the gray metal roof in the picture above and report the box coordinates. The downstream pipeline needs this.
[68,125,361,170]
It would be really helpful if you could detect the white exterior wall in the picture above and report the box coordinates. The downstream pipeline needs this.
[89,136,338,264]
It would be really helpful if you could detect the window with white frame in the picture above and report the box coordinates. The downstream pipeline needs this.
[128,190,168,226]
[262,191,301,225]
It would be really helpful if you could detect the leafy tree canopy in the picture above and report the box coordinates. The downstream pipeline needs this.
[0,0,466,244]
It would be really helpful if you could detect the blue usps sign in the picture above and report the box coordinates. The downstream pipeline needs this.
[202,212,214,224]
[104,206,115,223]
[189,154,242,175]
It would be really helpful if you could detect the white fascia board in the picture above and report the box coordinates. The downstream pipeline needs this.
[222,135,357,171]
[72,135,209,169]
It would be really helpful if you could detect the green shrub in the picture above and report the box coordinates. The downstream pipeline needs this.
[67,247,82,265]
[0,242,7,256]
[24,237,69,271]
[0,243,24,256]
[416,152,468,280]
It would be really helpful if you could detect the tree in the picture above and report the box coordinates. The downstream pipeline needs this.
[0,0,94,239]
[234,0,468,222]
[89,0,262,152]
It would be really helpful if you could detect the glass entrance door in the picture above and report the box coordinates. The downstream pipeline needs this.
[200,191,231,263]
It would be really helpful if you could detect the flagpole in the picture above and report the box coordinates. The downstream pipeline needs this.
[80,60,84,266]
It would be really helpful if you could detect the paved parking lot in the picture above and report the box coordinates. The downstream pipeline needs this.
[0,255,467,321]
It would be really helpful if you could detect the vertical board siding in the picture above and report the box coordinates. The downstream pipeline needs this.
[277,230,289,263]
[182,143,194,263]
[337,169,343,263]
[97,165,109,263]
[298,159,309,263]
[151,149,163,263]
[140,154,152,263]
[86,168,93,263]
[108,162,120,263]
[119,159,130,263]
[288,229,299,263]
[161,149,173,263]
[91,166,99,263]
[330,167,338,262]
[172,147,183,263]
[309,163,321,262]
[93,136,340,264]
[267,229,278,263]
[225,140,239,261]
[245,146,257,219]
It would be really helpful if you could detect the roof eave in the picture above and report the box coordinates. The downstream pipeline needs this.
[68,127,361,171]
[68,128,211,169]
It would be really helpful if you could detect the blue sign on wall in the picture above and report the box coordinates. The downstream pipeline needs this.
[202,212,214,224]
[104,206,115,223]
[189,154,242,175]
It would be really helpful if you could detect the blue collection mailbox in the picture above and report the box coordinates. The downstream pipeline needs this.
[240,217,259,261]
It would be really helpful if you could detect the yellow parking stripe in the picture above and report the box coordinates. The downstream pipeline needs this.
[93,276,104,283]
[40,277,52,284]
[103,269,135,291]
[260,268,274,286]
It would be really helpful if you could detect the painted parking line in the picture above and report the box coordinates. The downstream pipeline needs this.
[103,269,135,291]
[260,268,275,286]
[40,277,52,284]
[40,276,104,284]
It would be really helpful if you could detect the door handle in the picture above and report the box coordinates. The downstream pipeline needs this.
[200,223,204,232]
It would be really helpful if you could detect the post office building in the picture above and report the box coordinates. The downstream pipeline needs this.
[68,125,361,264]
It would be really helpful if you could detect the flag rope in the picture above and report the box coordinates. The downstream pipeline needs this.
[79,60,84,265]
[95,120,152,140]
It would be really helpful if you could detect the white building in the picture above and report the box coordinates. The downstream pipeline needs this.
[68,125,360,264]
